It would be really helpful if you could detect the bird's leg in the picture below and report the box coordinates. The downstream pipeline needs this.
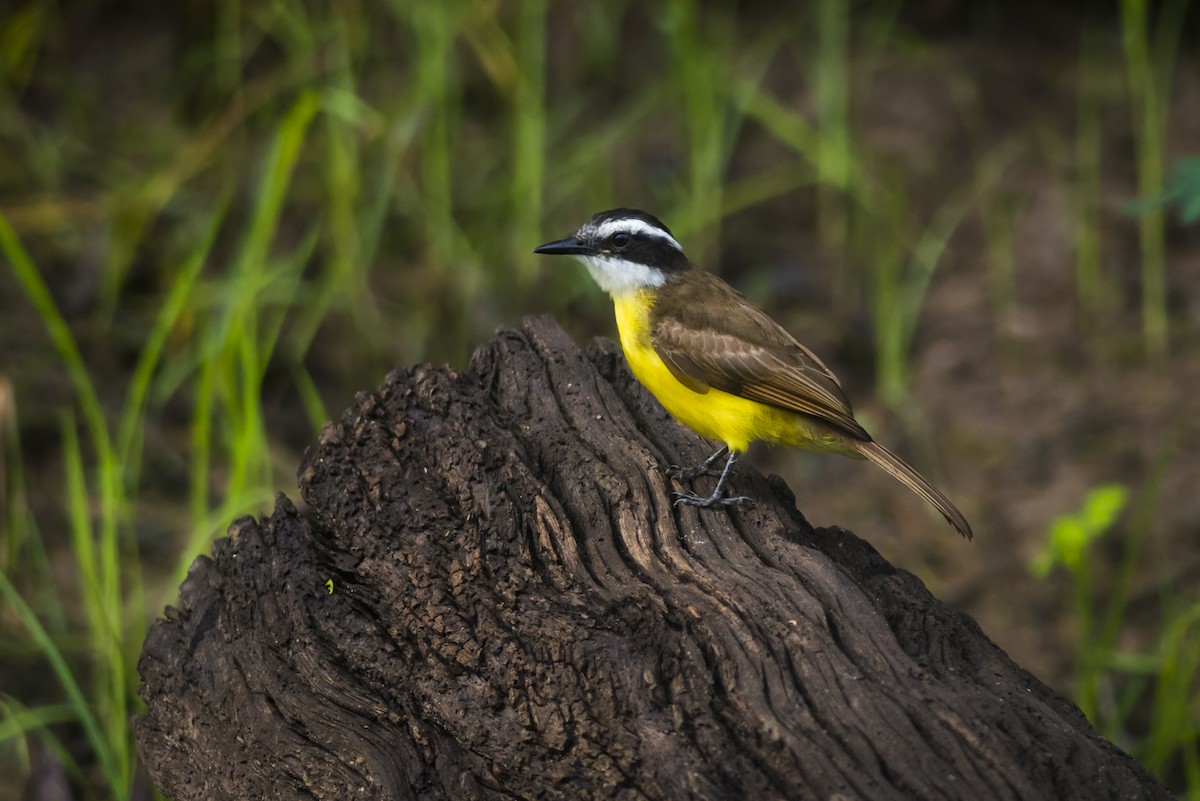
[672,450,754,508]
[668,445,729,481]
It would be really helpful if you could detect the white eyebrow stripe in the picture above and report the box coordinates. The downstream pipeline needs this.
[590,218,683,253]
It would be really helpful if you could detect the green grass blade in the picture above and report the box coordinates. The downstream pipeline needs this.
[115,195,231,467]
[511,0,547,282]
[0,572,125,798]
[235,90,320,280]
[875,182,973,405]
[0,213,112,459]
[290,360,329,434]
[815,0,852,303]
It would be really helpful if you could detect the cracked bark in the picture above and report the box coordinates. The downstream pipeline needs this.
[135,316,1170,801]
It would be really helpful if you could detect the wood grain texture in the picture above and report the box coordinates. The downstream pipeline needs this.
[135,316,1169,801]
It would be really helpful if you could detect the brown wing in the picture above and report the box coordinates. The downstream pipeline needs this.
[651,271,870,442]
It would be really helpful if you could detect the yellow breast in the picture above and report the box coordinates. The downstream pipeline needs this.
[611,291,845,454]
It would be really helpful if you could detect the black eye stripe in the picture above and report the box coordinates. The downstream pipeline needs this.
[577,214,690,272]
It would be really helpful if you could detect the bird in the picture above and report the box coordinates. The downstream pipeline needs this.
[534,208,973,540]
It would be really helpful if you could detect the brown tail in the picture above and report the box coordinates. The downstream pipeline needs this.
[852,440,973,541]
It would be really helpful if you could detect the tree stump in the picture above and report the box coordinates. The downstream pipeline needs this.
[135,316,1170,801]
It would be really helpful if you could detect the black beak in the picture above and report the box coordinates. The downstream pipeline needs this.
[533,237,594,256]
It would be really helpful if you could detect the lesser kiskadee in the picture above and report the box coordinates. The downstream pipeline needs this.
[534,208,973,540]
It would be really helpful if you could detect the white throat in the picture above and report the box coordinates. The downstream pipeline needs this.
[579,255,667,296]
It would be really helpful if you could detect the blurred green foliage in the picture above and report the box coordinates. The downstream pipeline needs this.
[0,1,1197,798]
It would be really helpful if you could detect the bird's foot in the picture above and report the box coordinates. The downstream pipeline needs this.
[672,491,755,509]
[668,463,726,481]
[669,448,753,509]
[667,446,730,482]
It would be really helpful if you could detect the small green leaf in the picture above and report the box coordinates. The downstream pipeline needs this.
[1032,483,1129,576]
[1082,484,1130,533]
[1121,155,1200,225]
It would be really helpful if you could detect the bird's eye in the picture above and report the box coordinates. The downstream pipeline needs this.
[611,232,632,250]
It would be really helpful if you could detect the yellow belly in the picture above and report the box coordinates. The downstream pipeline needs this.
[611,292,852,455]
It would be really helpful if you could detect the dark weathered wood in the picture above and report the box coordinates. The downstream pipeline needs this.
[135,315,1170,801]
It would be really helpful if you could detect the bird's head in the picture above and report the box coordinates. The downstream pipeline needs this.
[534,208,691,295]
